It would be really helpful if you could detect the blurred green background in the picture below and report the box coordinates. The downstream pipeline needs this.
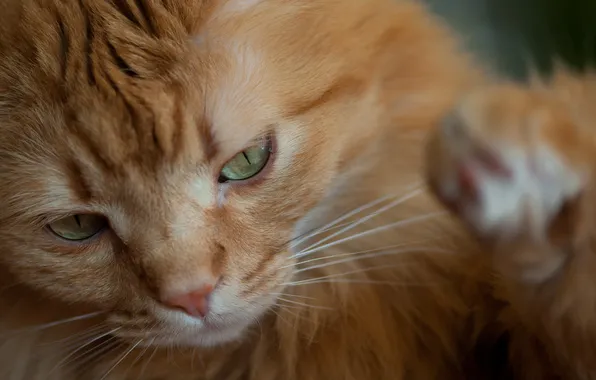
[425,0,596,79]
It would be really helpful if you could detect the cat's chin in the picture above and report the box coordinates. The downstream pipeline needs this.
[150,321,249,348]
[121,311,258,348]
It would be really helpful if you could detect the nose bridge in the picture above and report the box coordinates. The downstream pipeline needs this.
[124,180,223,298]
[131,182,205,247]
[146,230,223,299]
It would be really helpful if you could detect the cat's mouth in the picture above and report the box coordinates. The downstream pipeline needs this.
[112,310,256,348]
[107,280,283,348]
[118,321,250,348]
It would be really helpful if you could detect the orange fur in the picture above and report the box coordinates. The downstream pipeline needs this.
[3,0,584,379]
[427,70,596,379]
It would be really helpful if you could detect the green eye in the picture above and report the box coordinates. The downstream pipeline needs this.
[48,214,107,241]
[219,137,272,182]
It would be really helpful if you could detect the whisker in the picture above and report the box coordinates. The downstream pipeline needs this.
[68,337,121,377]
[296,212,445,258]
[282,242,420,270]
[50,327,122,375]
[100,339,143,380]
[167,344,183,370]
[295,247,448,275]
[270,308,293,328]
[290,220,363,248]
[275,305,307,321]
[284,279,441,286]
[283,264,401,286]
[295,187,424,257]
[190,347,198,371]
[1,311,104,337]
[275,304,309,312]
[274,304,320,326]
[290,194,396,249]
[167,345,173,364]
[58,340,118,375]
[137,342,159,380]
[41,323,107,347]
[124,341,152,377]
[288,220,361,248]
[269,292,317,301]
[276,296,333,311]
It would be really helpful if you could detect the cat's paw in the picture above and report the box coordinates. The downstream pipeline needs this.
[426,85,589,282]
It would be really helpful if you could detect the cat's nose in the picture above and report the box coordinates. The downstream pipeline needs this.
[162,284,215,318]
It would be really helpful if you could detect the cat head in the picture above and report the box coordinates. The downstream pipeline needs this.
[0,0,408,346]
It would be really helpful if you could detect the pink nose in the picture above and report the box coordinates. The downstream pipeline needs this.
[162,285,214,318]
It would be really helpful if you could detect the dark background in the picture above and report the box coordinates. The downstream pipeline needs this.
[426,0,596,80]
[489,0,596,77]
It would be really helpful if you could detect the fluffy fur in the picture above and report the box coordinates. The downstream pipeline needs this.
[1,0,590,379]
[427,71,596,379]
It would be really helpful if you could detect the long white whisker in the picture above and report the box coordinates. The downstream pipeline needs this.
[283,264,401,286]
[275,305,313,323]
[290,194,395,249]
[276,296,333,310]
[124,342,152,378]
[66,337,121,376]
[295,188,423,257]
[2,311,104,337]
[270,309,293,328]
[190,347,198,371]
[297,212,445,258]
[291,220,362,247]
[120,334,154,379]
[275,304,309,312]
[100,339,143,380]
[137,342,158,380]
[285,279,441,286]
[269,292,317,301]
[50,327,122,374]
[42,323,107,347]
[294,247,446,275]
[282,242,421,270]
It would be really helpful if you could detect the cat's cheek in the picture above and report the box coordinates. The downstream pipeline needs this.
[0,232,140,310]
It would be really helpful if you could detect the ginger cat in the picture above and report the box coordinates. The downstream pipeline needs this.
[0,0,589,379]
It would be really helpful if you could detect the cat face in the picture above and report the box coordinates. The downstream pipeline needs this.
[0,0,383,347]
